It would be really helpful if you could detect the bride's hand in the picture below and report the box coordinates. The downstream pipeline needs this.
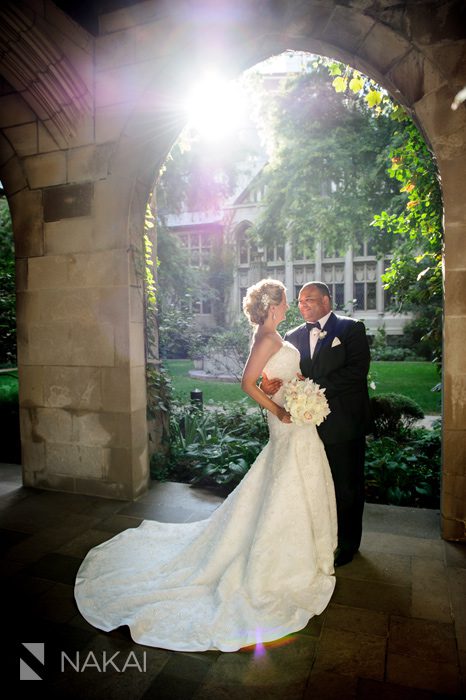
[276,407,292,424]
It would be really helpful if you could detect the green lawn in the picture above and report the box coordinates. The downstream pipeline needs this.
[369,361,441,414]
[166,359,442,414]
[0,361,442,414]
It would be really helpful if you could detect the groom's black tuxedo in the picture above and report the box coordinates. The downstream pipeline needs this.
[284,312,371,557]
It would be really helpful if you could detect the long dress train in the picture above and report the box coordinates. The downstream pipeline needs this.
[74,341,337,652]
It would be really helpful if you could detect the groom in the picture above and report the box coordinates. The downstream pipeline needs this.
[262,281,371,567]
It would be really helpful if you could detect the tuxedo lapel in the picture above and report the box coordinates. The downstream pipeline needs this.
[311,312,337,365]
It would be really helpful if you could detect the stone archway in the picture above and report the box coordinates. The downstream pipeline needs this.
[0,1,464,540]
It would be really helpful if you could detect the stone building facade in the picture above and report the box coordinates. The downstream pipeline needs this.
[0,1,464,541]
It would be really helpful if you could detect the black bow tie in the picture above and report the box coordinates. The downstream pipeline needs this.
[306,322,321,331]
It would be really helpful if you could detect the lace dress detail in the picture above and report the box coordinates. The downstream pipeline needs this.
[74,342,337,652]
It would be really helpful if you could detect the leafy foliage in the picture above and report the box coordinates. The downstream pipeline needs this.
[369,392,424,437]
[251,68,398,256]
[0,198,16,366]
[365,424,441,508]
[150,400,269,491]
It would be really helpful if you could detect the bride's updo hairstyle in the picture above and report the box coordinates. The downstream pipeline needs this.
[243,278,286,326]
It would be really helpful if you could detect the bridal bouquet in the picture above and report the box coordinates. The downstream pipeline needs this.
[283,377,330,426]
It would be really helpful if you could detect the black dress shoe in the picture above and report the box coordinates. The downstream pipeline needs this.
[334,549,354,567]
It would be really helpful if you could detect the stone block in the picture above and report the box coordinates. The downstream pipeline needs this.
[43,0,93,53]
[21,439,46,473]
[0,93,36,127]
[443,429,466,477]
[25,471,75,492]
[15,259,28,292]
[18,365,44,406]
[45,217,95,254]
[445,223,466,268]
[93,177,133,249]
[129,284,144,324]
[441,515,466,541]
[24,151,67,189]
[323,6,376,55]
[101,367,131,412]
[131,406,149,450]
[73,411,126,448]
[361,23,412,76]
[443,372,466,429]
[43,182,93,222]
[99,1,165,34]
[46,442,111,479]
[0,132,15,165]
[0,156,27,195]
[74,475,132,500]
[27,249,129,289]
[130,365,147,411]
[38,123,61,152]
[445,270,466,315]
[28,321,115,366]
[22,406,75,444]
[95,103,130,144]
[67,143,113,183]
[95,60,155,109]
[9,189,44,257]
[444,318,466,374]
[387,49,425,106]
[129,321,146,368]
[3,122,38,157]
[43,366,101,410]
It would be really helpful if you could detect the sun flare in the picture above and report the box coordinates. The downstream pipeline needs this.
[184,72,246,141]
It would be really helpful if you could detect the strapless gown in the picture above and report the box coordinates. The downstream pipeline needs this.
[74,341,338,652]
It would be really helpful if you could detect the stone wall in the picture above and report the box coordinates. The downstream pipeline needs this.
[0,1,464,537]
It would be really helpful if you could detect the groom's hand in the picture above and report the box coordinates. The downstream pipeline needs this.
[260,372,282,396]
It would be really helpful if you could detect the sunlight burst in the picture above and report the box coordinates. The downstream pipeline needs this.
[184,73,246,141]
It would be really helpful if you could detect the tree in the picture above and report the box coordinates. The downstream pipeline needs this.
[251,68,399,257]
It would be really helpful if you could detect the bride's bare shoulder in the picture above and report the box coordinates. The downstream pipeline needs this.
[251,330,283,355]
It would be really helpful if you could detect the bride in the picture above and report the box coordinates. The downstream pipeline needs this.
[74,278,337,652]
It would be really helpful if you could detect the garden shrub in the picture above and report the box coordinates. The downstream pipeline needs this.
[365,424,441,508]
[370,392,424,437]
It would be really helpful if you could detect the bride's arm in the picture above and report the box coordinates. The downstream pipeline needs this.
[241,337,291,423]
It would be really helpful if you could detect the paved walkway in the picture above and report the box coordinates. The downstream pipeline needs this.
[1,463,464,698]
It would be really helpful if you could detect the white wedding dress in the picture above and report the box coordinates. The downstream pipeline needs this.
[74,341,337,652]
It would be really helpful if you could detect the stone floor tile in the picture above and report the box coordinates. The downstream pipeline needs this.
[95,513,143,533]
[336,550,412,587]
[357,677,442,699]
[446,567,466,650]
[363,504,441,539]
[361,531,444,560]
[411,557,453,622]
[312,628,386,680]
[443,541,466,569]
[118,501,205,523]
[388,616,458,664]
[325,603,389,637]
[36,582,79,623]
[0,526,31,553]
[386,652,461,695]
[332,576,411,616]
[192,635,316,700]
[24,552,83,586]
[144,652,216,700]
[304,670,358,699]
[297,610,326,638]
[56,529,113,558]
